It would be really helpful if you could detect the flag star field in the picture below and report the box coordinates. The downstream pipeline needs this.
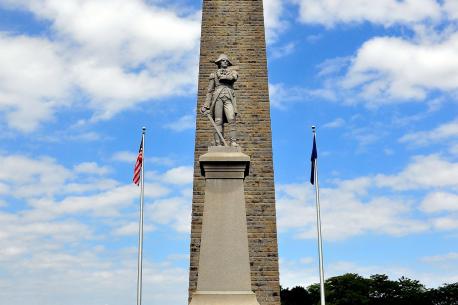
[0,1,457,304]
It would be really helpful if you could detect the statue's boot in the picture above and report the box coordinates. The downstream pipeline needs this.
[229,121,238,147]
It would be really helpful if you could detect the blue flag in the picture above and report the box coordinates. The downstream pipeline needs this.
[310,134,317,185]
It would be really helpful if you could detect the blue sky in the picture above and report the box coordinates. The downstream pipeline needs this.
[0,0,457,304]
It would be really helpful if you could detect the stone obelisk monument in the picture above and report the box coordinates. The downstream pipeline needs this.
[189,1,280,305]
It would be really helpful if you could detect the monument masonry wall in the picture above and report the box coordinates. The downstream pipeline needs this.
[189,1,281,305]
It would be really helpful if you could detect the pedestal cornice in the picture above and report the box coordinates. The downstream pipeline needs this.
[199,147,250,178]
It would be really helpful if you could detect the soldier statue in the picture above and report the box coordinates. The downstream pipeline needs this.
[201,54,239,147]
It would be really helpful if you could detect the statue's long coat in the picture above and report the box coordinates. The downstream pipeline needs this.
[203,69,238,123]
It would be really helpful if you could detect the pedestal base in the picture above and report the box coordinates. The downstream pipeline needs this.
[190,147,260,305]
[190,291,260,305]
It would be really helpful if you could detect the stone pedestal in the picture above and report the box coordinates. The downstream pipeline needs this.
[189,146,260,305]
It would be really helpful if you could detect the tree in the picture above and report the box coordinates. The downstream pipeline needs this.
[306,283,321,305]
[280,274,457,305]
[395,276,430,305]
[280,286,312,305]
[429,283,458,305]
[324,273,370,305]
[368,274,399,305]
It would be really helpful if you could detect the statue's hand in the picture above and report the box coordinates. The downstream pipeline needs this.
[217,69,229,79]
[201,106,210,115]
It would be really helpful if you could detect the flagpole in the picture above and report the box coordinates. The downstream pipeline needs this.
[136,127,146,305]
[312,126,326,305]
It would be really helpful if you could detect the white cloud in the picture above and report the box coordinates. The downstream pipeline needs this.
[0,34,70,132]
[323,118,345,129]
[74,162,110,175]
[270,42,296,59]
[162,166,194,185]
[264,0,287,42]
[0,154,72,198]
[164,114,195,132]
[17,220,92,243]
[342,34,458,104]
[384,148,394,156]
[63,179,119,194]
[422,252,458,263]
[421,192,458,213]
[0,154,162,209]
[0,243,188,305]
[0,151,192,304]
[112,151,138,163]
[444,0,458,19]
[0,183,8,195]
[2,0,200,63]
[277,180,427,241]
[278,153,458,241]
[0,213,93,244]
[375,155,458,191]
[450,143,458,155]
[280,258,421,288]
[431,215,458,230]
[113,222,155,236]
[331,260,458,288]
[37,131,104,143]
[318,56,352,77]
[294,0,442,27]
[306,33,323,44]
[148,195,192,233]
[279,258,319,288]
[41,183,169,217]
[281,255,458,288]
[112,151,176,166]
[269,82,336,109]
[148,156,176,167]
[0,154,195,232]
[0,0,201,131]
[399,119,458,146]
[277,26,458,108]
[343,125,384,151]
[390,99,442,127]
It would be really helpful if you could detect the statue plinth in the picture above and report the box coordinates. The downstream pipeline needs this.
[189,146,260,305]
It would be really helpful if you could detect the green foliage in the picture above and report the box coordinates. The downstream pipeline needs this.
[368,274,398,304]
[280,274,457,305]
[428,283,458,305]
[280,286,312,305]
[395,276,428,305]
[325,273,370,305]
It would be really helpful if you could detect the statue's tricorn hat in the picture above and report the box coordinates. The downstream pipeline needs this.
[214,54,233,66]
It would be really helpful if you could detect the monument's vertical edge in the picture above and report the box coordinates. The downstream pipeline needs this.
[189,1,281,305]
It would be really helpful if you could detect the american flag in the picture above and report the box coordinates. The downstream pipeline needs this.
[133,138,143,185]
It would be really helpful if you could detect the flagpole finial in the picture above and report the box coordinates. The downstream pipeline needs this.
[142,126,146,133]
[312,125,316,133]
